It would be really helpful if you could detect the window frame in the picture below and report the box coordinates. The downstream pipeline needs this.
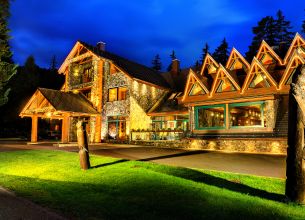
[108,87,128,102]
[195,104,226,130]
[228,101,265,128]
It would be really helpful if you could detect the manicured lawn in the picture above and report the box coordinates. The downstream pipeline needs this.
[0,150,303,219]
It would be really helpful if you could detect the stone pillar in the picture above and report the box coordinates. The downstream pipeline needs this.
[61,114,70,143]
[31,115,38,143]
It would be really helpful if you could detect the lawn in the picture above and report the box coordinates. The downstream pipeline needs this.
[0,150,304,220]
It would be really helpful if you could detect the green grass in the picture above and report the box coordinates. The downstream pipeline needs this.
[0,150,304,220]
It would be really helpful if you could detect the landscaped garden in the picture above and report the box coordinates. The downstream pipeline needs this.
[0,150,304,219]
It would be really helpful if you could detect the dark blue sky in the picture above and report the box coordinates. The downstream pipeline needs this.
[9,0,305,70]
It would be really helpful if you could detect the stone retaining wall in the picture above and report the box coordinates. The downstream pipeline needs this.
[130,138,287,155]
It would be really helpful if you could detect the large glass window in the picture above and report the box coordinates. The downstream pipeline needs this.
[229,102,265,127]
[108,87,127,102]
[195,105,225,129]
[249,73,271,89]
[107,116,127,139]
[151,115,189,131]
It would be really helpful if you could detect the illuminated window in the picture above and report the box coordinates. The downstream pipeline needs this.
[285,69,296,85]
[118,87,127,100]
[107,116,127,139]
[229,102,265,127]
[108,87,127,102]
[249,73,271,89]
[216,79,236,93]
[82,89,91,100]
[108,88,117,102]
[195,105,225,129]
[151,115,189,131]
[83,67,93,83]
[189,82,205,96]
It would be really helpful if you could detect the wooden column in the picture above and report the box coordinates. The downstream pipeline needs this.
[94,115,102,143]
[61,113,70,143]
[31,115,38,143]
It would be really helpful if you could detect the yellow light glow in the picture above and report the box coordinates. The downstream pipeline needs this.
[46,112,52,118]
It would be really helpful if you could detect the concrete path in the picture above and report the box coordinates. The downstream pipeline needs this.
[0,141,286,178]
[0,186,66,220]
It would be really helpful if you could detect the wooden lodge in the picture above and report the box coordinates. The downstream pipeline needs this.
[20,33,305,154]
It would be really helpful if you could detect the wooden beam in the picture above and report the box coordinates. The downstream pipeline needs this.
[61,113,70,143]
[31,115,38,143]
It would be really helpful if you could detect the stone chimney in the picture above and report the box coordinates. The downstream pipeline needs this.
[171,59,180,75]
[96,42,106,51]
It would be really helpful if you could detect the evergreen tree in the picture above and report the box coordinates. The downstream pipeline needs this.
[151,54,162,72]
[0,0,17,106]
[212,38,229,65]
[274,10,293,44]
[167,50,177,71]
[246,16,275,61]
[301,9,305,34]
[50,55,57,70]
[200,43,209,64]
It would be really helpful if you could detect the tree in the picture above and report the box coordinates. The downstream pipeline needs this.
[50,55,57,70]
[167,50,177,71]
[246,16,275,61]
[200,43,209,64]
[301,9,305,34]
[151,54,162,72]
[274,10,293,45]
[0,0,17,106]
[212,38,229,65]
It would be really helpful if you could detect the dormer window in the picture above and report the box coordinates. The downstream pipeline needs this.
[83,67,93,83]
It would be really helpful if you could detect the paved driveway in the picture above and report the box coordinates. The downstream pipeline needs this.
[0,141,286,178]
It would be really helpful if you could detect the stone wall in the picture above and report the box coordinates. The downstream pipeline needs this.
[131,137,287,155]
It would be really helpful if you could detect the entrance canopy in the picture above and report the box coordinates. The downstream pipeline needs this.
[20,88,99,118]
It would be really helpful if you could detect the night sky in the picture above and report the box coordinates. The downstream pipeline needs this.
[9,0,305,70]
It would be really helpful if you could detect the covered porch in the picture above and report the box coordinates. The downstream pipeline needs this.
[20,88,101,143]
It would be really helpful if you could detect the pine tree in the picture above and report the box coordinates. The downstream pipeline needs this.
[246,16,275,61]
[0,0,17,106]
[151,54,162,72]
[212,38,229,65]
[167,50,177,71]
[274,10,293,45]
[301,9,305,34]
[50,55,57,70]
[200,43,209,64]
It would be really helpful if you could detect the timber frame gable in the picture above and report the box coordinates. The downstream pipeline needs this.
[200,53,219,76]
[256,40,284,66]
[226,47,250,71]
[283,33,305,64]
[241,57,278,93]
[209,64,241,97]
[182,69,209,101]
[279,50,305,89]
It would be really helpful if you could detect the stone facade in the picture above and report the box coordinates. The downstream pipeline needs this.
[131,138,287,155]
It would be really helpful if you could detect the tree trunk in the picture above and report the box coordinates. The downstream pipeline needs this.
[285,66,305,204]
[76,120,90,170]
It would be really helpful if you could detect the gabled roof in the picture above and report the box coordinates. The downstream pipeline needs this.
[241,57,278,93]
[200,53,219,75]
[210,64,241,96]
[279,50,305,89]
[283,33,305,64]
[20,88,99,117]
[79,41,170,89]
[182,69,210,101]
[256,40,284,65]
[226,47,250,70]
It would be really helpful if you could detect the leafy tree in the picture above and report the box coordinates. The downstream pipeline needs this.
[0,0,17,106]
[274,10,293,44]
[167,50,177,71]
[301,10,305,34]
[151,54,162,72]
[212,38,229,65]
[200,43,209,64]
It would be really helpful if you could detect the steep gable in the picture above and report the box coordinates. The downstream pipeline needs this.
[283,33,305,64]
[256,40,284,65]
[200,54,219,76]
[241,58,277,93]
